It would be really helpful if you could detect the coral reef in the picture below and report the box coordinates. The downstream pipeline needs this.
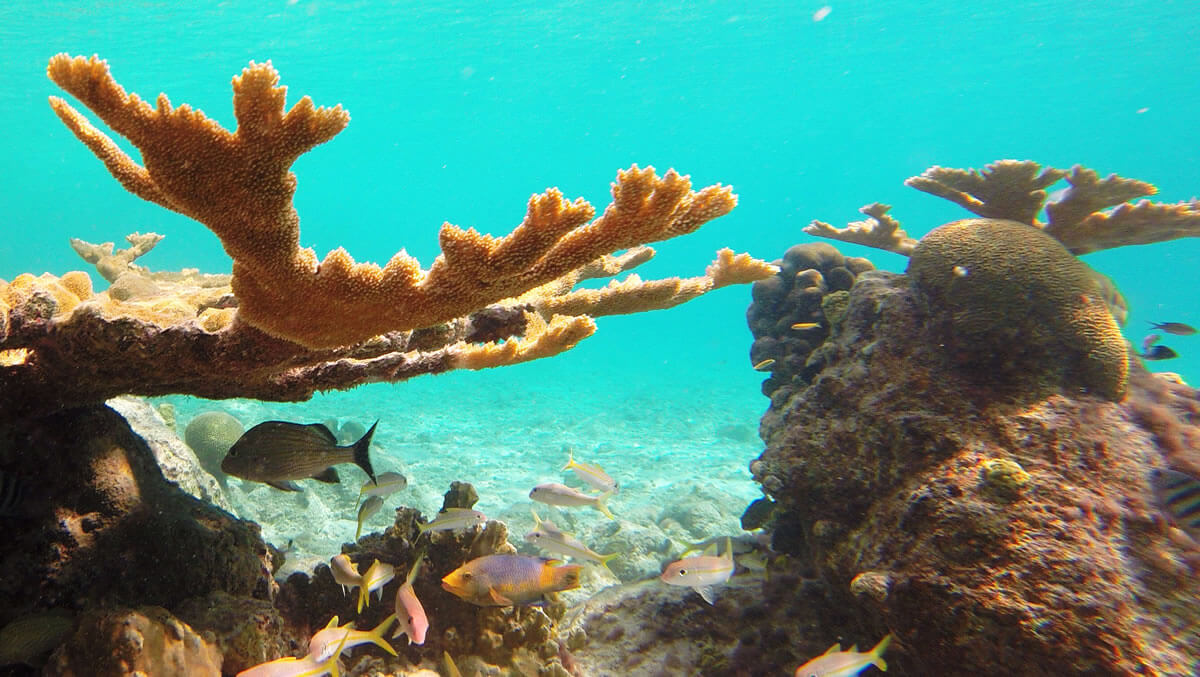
[0,55,773,421]
[274,505,570,674]
[749,265,1200,674]
[797,160,1200,405]
[183,410,245,490]
[0,404,276,674]
[907,218,1128,400]
[47,607,223,677]
[747,242,875,399]
[808,160,1200,256]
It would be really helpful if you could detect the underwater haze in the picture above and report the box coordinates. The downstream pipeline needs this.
[2,1,1199,674]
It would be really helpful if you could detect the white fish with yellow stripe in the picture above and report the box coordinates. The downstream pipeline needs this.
[524,509,619,573]
[562,449,618,493]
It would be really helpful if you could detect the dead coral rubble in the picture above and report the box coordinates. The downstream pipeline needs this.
[749,267,1200,675]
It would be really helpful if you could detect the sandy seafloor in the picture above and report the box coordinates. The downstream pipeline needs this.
[153,344,766,600]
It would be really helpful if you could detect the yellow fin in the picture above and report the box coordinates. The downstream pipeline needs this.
[822,642,841,655]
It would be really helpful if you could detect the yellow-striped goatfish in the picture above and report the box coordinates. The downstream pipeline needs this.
[357,559,395,613]
[529,483,616,521]
[562,450,618,493]
[793,633,892,677]
[524,509,618,573]
[236,614,395,677]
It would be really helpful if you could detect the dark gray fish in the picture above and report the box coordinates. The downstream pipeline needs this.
[221,420,378,491]
[0,470,25,517]
[1151,468,1200,539]
[1148,321,1197,336]
[1142,345,1179,361]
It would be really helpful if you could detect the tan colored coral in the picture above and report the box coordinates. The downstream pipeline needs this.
[810,160,1200,257]
[59,270,95,301]
[70,231,164,282]
[803,203,917,256]
[48,54,737,349]
[905,160,1066,225]
[450,312,596,370]
[530,248,775,317]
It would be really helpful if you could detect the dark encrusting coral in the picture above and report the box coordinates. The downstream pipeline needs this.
[746,242,874,399]
[747,261,1200,675]
[0,404,275,676]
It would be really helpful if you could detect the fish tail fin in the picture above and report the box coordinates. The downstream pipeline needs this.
[355,518,364,541]
[561,448,575,472]
[560,565,583,591]
[367,614,399,656]
[595,491,617,521]
[870,633,893,671]
[406,549,425,586]
[357,582,369,614]
[597,551,619,574]
[352,420,379,483]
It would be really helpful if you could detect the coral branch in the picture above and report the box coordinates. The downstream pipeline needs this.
[47,54,737,348]
[904,160,1066,225]
[69,232,164,282]
[803,203,917,255]
[449,313,596,370]
[1043,166,1200,254]
[527,248,775,317]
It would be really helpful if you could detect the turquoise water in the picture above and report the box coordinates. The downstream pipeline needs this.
[1,2,1198,669]
[3,1,1197,386]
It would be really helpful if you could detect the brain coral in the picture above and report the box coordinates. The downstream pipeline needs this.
[907,218,1128,401]
[184,411,245,484]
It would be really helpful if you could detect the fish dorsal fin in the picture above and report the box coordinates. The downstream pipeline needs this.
[307,422,339,445]
[324,616,340,630]
[442,507,474,515]
[530,508,543,527]
[849,644,859,652]
[702,542,718,557]
[723,537,733,563]
[823,642,841,655]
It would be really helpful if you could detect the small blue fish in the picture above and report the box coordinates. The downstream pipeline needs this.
[1152,468,1200,539]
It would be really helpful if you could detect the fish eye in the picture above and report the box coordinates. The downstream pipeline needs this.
[461,572,472,580]
[677,569,688,576]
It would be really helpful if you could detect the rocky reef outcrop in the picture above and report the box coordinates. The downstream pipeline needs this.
[748,263,1200,675]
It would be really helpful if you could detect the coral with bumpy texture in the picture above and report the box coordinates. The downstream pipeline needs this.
[907,218,1128,401]
[46,607,222,677]
[0,405,274,622]
[750,270,1200,675]
[273,502,570,674]
[746,242,874,399]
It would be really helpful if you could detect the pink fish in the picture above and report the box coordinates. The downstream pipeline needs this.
[392,556,428,644]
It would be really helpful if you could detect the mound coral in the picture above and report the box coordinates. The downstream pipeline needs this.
[907,218,1128,400]
[0,54,774,420]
